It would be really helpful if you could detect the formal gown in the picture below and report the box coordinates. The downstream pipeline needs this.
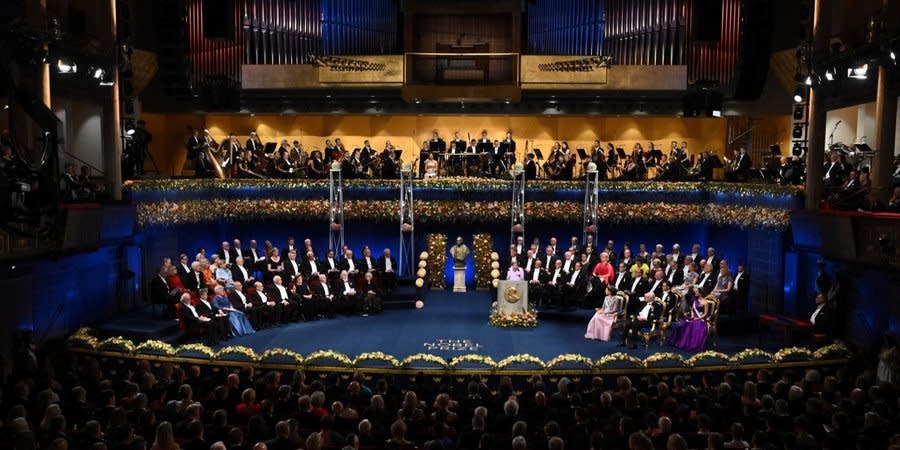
[213,295,255,336]
[666,298,708,351]
[585,295,619,341]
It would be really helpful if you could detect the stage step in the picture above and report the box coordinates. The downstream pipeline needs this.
[95,309,182,344]
[383,285,419,309]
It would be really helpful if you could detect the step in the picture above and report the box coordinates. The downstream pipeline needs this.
[95,313,181,343]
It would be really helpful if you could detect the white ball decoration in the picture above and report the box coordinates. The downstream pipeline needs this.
[402,163,412,171]
[416,268,426,278]
[415,300,424,309]
[418,261,427,269]
[491,261,500,270]
[415,278,424,287]
[587,162,598,171]
[420,252,429,260]
[331,161,342,171]
[514,162,524,171]
[490,252,499,261]
[492,279,499,288]
[490,269,500,279]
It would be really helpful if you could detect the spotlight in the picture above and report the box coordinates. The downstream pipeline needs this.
[2,104,8,110]
[711,110,722,118]
[792,104,804,120]
[824,69,834,81]
[792,124,805,139]
[793,88,804,103]
[91,67,105,80]
[125,128,136,136]
[891,51,896,61]
[56,58,77,74]
[847,63,868,79]
[414,99,421,104]
[804,75,813,86]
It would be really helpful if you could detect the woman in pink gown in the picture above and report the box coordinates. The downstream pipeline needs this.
[585,287,619,341]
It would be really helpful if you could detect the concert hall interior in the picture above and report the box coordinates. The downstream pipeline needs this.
[1,0,900,449]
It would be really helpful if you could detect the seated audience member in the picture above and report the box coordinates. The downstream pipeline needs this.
[229,281,261,329]
[336,270,360,314]
[585,286,620,342]
[250,281,279,327]
[506,260,524,280]
[377,248,398,292]
[292,273,316,321]
[212,285,255,337]
[315,274,338,318]
[360,272,382,316]
[179,294,224,345]
[620,293,663,349]
[268,276,299,323]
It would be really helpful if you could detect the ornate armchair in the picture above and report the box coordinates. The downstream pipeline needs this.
[705,296,721,347]
[612,291,628,329]
[631,298,672,349]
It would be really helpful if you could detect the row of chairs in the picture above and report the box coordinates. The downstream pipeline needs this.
[608,290,721,349]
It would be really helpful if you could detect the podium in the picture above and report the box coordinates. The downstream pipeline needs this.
[496,280,529,315]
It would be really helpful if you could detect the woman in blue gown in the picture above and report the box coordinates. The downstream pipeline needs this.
[212,286,255,337]
[666,289,710,351]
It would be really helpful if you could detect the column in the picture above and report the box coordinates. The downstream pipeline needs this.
[804,0,827,209]
[872,65,897,202]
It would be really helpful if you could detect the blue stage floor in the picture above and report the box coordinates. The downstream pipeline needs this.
[217,290,773,361]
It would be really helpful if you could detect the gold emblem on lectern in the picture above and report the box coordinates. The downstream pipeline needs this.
[505,285,521,303]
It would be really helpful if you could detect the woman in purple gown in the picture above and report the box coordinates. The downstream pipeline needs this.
[666,290,710,351]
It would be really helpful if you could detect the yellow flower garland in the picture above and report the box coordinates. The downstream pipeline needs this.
[473,233,493,289]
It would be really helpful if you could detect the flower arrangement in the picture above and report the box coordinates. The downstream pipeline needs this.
[96,337,136,353]
[813,342,850,359]
[67,328,99,348]
[125,178,802,200]
[489,310,538,328]
[175,343,216,358]
[643,352,687,367]
[135,199,792,230]
[134,340,176,356]
[353,352,401,368]
[449,354,498,369]
[259,348,305,364]
[426,234,447,289]
[305,350,353,366]
[497,354,546,369]
[596,353,644,367]
[729,348,774,363]
[401,353,449,369]
[215,346,258,361]
[473,233,493,289]
[547,354,594,369]
[686,351,730,367]
[774,346,814,362]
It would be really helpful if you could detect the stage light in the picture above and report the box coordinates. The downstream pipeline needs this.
[57,59,77,74]
[792,104,804,120]
[91,67,105,80]
[824,69,834,81]
[2,104,8,110]
[125,128,136,136]
[792,124,805,139]
[847,64,868,79]
[793,88,804,103]
[711,110,722,118]
[804,75,813,86]
[891,51,896,61]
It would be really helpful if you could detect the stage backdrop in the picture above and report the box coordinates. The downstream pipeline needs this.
[141,113,731,177]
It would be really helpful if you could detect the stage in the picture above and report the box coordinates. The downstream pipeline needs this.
[71,289,851,375]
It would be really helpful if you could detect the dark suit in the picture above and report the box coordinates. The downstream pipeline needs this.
[698,272,716,296]
[358,256,378,275]
[622,300,664,345]
[301,258,323,279]
[193,299,229,342]
[624,276,650,315]
[313,281,338,318]
[229,247,245,264]
[526,268,549,306]
[611,271,632,292]
[231,264,253,284]
[545,268,567,307]
[811,303,832,335]
[184,270,203,294]
[733,270,749,311]
[267,284,299,322]
[249,290,278,326]
[322,257,340,280]
[648,278,665,298]
[176,263,192,287]
[561,269,587,309]
[377,255,398,290]
[229,290,261,329]
[335,278,360,314]
[665,266,684,287]
[541,254,559,270]
[283,258,302,283]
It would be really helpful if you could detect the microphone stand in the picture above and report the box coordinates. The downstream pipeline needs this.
[828,121,840,147]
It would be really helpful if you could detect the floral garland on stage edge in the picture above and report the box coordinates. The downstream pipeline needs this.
[136,199,792,229]
[66,328,850,373]
[489,304,539,328]
[473,233,494,289]
[124,178,803,199]
[426,234,447,289]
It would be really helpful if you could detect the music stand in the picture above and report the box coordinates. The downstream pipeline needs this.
[499,141,516,155]
[707,154,725,168]
[393,150,403,160]
[769,144,781,156]
[534,148,545,160]
[577,148,588,160]
[854,144,873,153]
[263,142,277,156]
[476,142,492,154]
[615,148,626,159]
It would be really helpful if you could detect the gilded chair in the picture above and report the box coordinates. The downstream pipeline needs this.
[632,297,670,349]
[705,296,721,347]
[612,291,628,330]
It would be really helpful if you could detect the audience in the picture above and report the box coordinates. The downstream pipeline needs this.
[1,342,896,450]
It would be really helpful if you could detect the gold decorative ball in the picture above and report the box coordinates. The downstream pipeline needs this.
[331,161,342,170]
[490,269,500,279]
[492,279,499,288]
[420,252,429,260]
[417,268,426,278]
[418,261,427,269]
[490,252,499,261]
[587,162,598,171]
[415,278,424,287]
[491,261,500,270]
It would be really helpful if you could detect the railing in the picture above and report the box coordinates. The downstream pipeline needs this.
[404,52,520,86]
[63,151,105,175]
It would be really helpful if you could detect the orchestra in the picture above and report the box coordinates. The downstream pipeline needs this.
[186,127,757,182]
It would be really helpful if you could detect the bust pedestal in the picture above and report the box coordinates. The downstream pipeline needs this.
[453,267,466,293]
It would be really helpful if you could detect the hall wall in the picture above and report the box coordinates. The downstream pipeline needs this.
[141,114,731,177]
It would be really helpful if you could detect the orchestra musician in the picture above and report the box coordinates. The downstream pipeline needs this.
[306,150,326,179]
[423,153,439,178]
[524,153,538,180]
[724,147,751,182]
[449,131,466,176]
[501,130,516,169]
